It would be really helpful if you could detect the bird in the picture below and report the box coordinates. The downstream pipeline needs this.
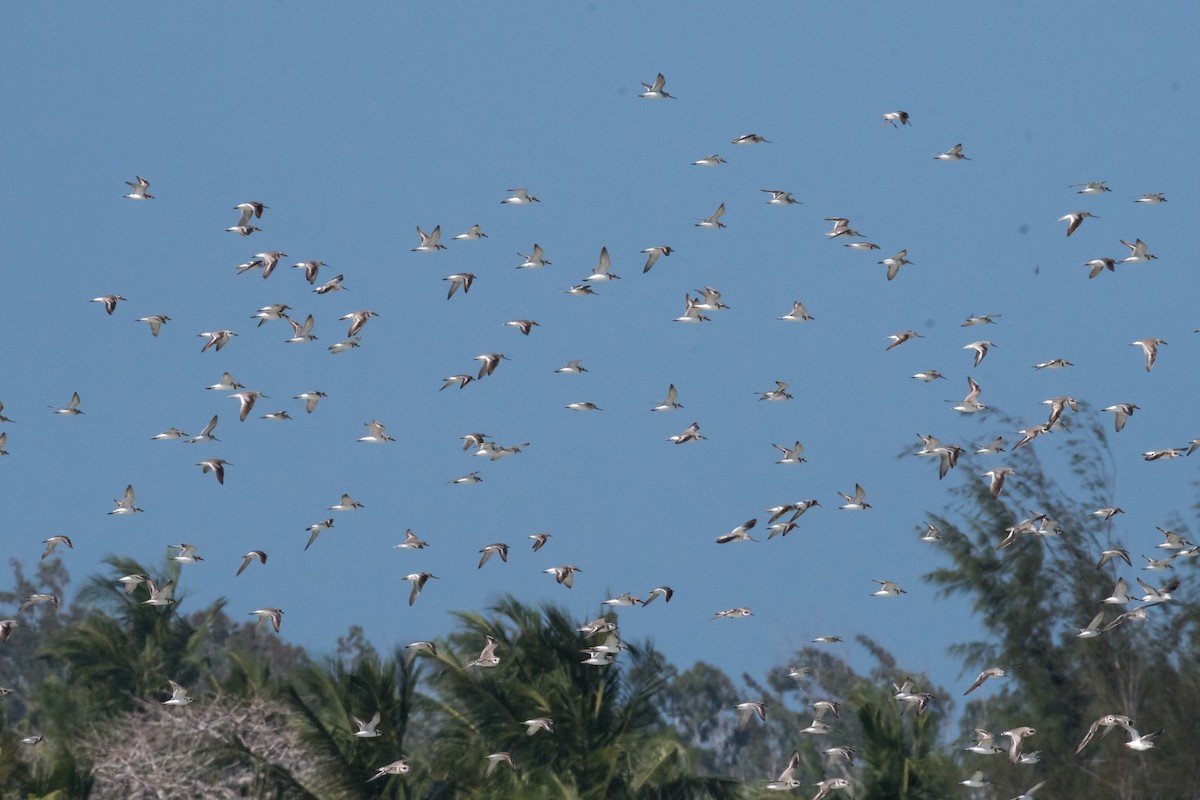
[501,188,539,204]
[358,420,394,443]
[762,189,799,205]
[353,711,382,738]
[403,573,437,606]
[758,381,792,402]
[285,315,317,343]
[123,175,154,199]
[837,484,871,510]
[136,314,171,336]
[474,352,510,379]
[394,529,429,550]
[651,384,683,412]
[583,247,619,282]
[911,370,945,382]
[169,543,204,565]
[341,310,378,337]
[1059,210,1097,237]
[109,484,143,515]
[1119,238,1157,262]
[440,374,474,391]
[778,301,814,322]
[1042,395,1078,428]
[198,330,237,352]
[292,260,326,284]
[962,313,1001,326]
[328,338,362,354]
[566,284,597,296]
[49,392,83,416]
[565,401,602,412]
[516,243,551,269]
[691,154,726,167]
[1134,193,1167,204]
[885,330,922,350]
[844,241,880,251]
[765,751,802,791]
[229,391,266,422]
[1123,726,1162,752]
[294,390,327,414]
[711,608,752,621]
[522,717,554,736]
[196,458,229,484]
[812,778,852,800]
[305,519,334,551]
[1083,258,1117,279]
[963,340,994,367]
[1075,611,1108,638]
[453,224,488,240]
[882,110,911,127]
[250,608,283,635]
[367,760,411,782]
[643,586,673,606]
[773,441,806,465]
[467,635,501,668]
[529,533,551,551]
[872,580,906,597]
[824,217,862,238]
[450,472,482,485]
[641,245,673,273]
[90,295,126,315]
[734,701,767,731]
[40,536,72,560]
[673,294,710,323]
[695,203,726,229]
[1033,358,1073,369]
[1096,548,1132,570]
[732,133,770,144]
[1009,782,1047,800]
[960,770,990,789]
[0,401,13,423]
[185,416,220,444]
[232,201,267,228]
[236,550,267,577]
[953,376,986,414]
[1130,338,1166,371]
[478,543,509,569]
[329,493,364,511]
[314,274,349,295]
[485,752,515,777]
[716,519,758,544]
[444,273,476,299]
[116,574,151,595]
[879,250,912,280]
[544,565,581,588]
[555,360,586,374]
[412,225,446,252]
[639,72,674,99]
[1072,181,1111,194]
[981,467,1015,498]
[241,251,288,279]
[963,666,1014,695]
[504,319,539,336]
[19,593,59,612]
[162,680,193,706]
[1001,726,1036,763]
[1102,403,1138,432]
[934,143,969,160]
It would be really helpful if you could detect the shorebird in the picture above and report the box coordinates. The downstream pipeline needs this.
[734,701,767,731]
[1097,548,1132,569]
[444,273,475,299]
[960,770,990,789]
[1134,193,1166,204]
[1001,726,1036,763]
[198,330,236,352]
[920,523,942,542]
[879,250,912,280]
[583,247,619,281]
[953,376,986,414]
[516,243,550,269]
[824,217,862,238]
[394,529,429,550]
[911,370,945,382]
[1034,358,1073,369]
[1042,395,1078,428]
[885,330,922,350]
[250,608,283,635]
[566,284,597,296]
[837,484,871,510]
[467,635,501,668]
[691,154,726,166]
[522,717,553,736]
[0,401,12,423]
[962,313,1001,326]
[329,338,361,354]
[304,519,334,551]
[732,133,770,144]
[555,360,586,374]
[285,314,317,343]
[765,751,801,791]
[1102,403,1138,432]
[1130,338,1166,371]
[440,374,474,391]
[758,381,793,401]
[504,319,539,335]
[565,401,602,411]
[123,175,153,199]
[673,294,709,323]
[844,241,880,251]
[294,390,327,414]
[109,484,142,515]
[19,593,59,612]
[136,314,171,336]
[1059,210,1097,237]
[41,536,72,559]
[474,352,510,378]
[292,260,326,284]
[485,752,515,777]
[478,543,509,569]
[651,384,683,412]
[812,778,852,800]
[812,635,842,644]
[403,573,437,606]
[501,188,539,204]
[1119,238,1157,262]
[236,550,267,576]
[242,252,288,279]
[330,493,364,511]
[368,760,410,781]
[1136,576,1179,604]
[882,110,910,127]
[143,580,175,606]
[544,565,581,588]
[196,458,229,484]
[232,202,266,228]
[162,680,193,706]
[1075,610,1108,638]
[963,666,1014,695]
[168,543,204,565]
[49,392,83,416]
[453,224,487,240]
[229,391,266,422]
[762,189,799,205]
[89,294,126,316]
[404,641,437,663]
[353,711,382,738]
[981,467,1015,498]
[185,416,220,444]
[1010,781,1047,800]
[1102,577,1135,605]
[639,72,674,98]
[529,533,551,551]
[711,607,752,621]
[340,310,378,337]
[641,245,673,273]
[773,441,806,465]
[450,472,482,485]
[412,225,446,252]
[964,729,1002,755]
[716,519,758,544]
[1082,257,1117,279]
[964,341,994,367]
[934,143,969,160]
[695,203,726,228]
[116,573,151,594]
[643,586,674,606]
[1072,181,1111,194]
[778,301,814,322]
[358,420,394,443]
[317,278,347,299]
[1122,725,1162,751]
[872,580,906,597]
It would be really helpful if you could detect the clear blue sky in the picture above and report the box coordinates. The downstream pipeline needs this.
[3,2,1197,705]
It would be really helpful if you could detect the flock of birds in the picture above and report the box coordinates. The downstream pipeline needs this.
[0,65,1185,797]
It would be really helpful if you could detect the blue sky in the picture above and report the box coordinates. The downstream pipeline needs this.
[3,1,1198,705]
